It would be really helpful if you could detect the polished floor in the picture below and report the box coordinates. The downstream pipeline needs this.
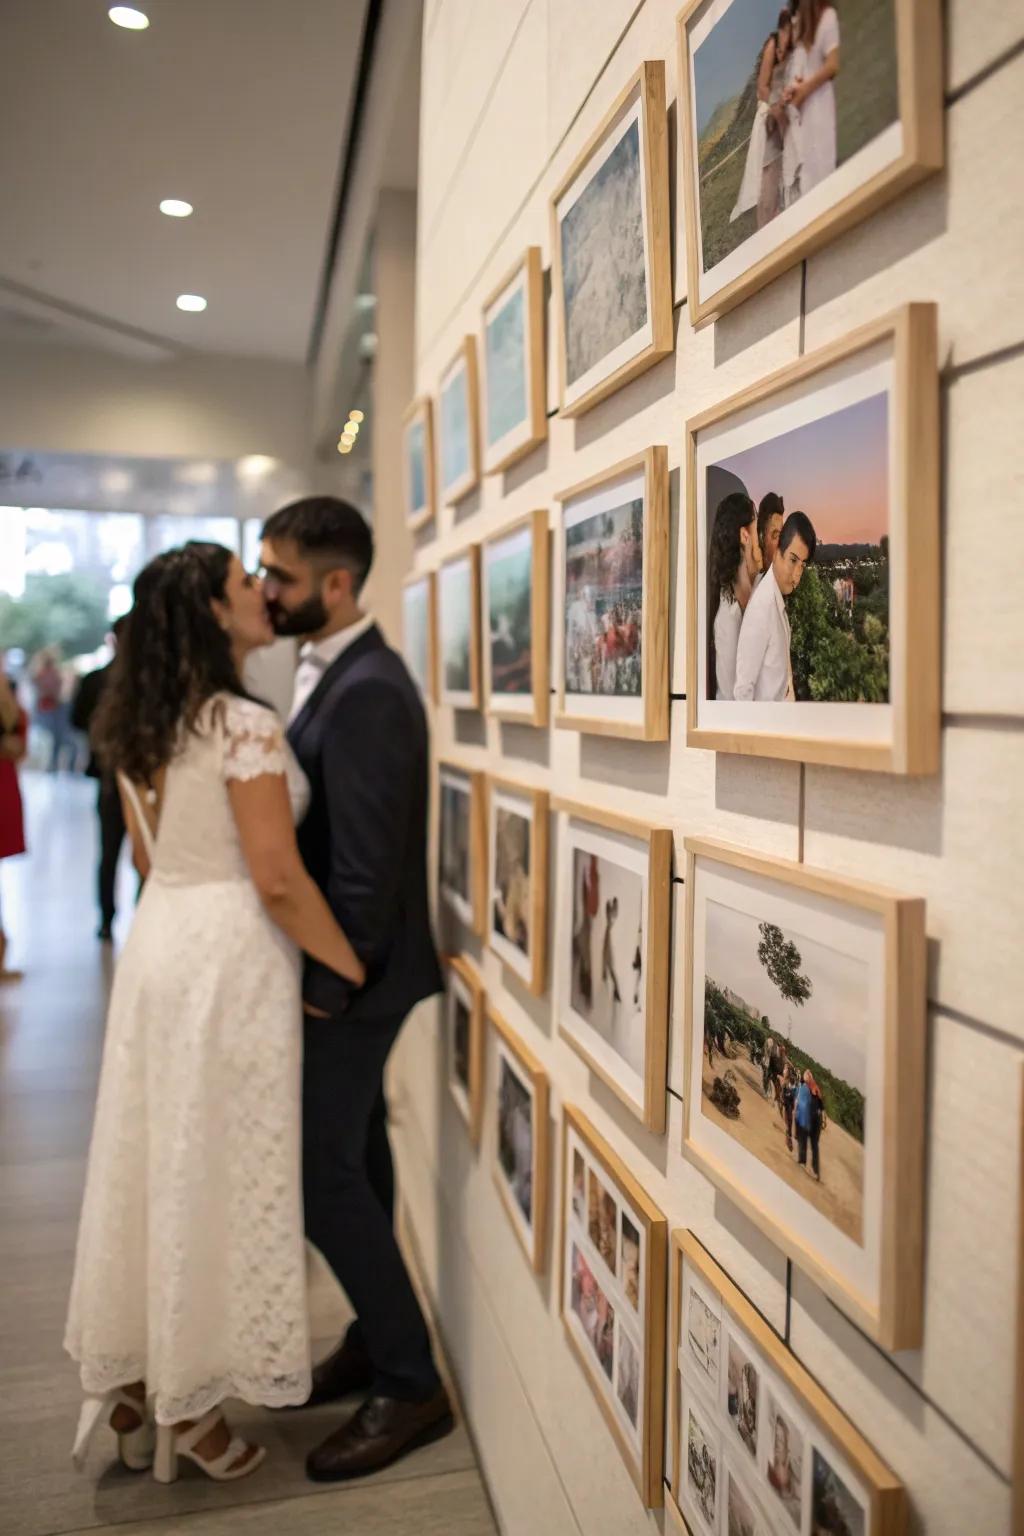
[0,772,495,1536]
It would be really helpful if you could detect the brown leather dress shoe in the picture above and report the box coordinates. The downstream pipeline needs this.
[302,1338,374,1408]
[305,1386,454,1482]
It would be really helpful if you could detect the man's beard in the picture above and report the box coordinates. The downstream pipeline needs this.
[268,592,329,638]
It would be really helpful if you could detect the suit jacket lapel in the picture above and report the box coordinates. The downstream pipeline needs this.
[287,623,384,748]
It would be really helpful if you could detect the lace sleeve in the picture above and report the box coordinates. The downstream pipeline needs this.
[220,696,289,784]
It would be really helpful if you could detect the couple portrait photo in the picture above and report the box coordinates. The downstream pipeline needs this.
[705,389,890,709]
[64,497,453,1487]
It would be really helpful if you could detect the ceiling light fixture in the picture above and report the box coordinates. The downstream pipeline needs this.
[348,410,364,423]
[160,199,193,218]
[176,293,207,312]
[108,6,150,29]
[338,442,352,455]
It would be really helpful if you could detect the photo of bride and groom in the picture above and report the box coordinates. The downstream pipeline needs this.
[65,498,454,1488]
[693,0,899,275]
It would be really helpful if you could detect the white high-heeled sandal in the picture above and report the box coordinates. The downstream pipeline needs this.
[72,1389,155,1473]
[153,1409,266,1484]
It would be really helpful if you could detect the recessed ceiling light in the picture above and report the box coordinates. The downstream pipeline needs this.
[160,199,193,218]
[176,294,207,312]
[108,6,150,29]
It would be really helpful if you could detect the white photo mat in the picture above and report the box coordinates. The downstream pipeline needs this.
[694,337,900,747]
[563,1123,648,1452]
[559,463,647,729]
[555,83,655,414]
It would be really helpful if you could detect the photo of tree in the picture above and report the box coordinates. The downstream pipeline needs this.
[706,390,889,706]
[701,896,868,1244]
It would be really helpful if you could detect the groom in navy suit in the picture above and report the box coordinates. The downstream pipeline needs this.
[261,497,448,1482]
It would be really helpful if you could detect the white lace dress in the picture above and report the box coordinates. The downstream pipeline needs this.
[64,695,312,1425]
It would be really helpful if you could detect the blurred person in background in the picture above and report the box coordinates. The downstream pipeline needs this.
[0,656,28,981]
[72,616,128,941]
[31,647,72,772]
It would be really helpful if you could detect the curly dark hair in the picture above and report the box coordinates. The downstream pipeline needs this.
[709,492,756,615]
[94,541,250,784]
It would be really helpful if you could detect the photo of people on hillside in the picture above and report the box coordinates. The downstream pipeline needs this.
[691,0,899,275]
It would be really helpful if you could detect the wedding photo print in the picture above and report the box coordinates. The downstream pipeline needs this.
[683,838,927,1350]
[492,1011,548,1271]
[556,801,671,1130]
[672,1236,899,1536]
[561,1107,666,1505]
[688,308,939,773]
[558,448,668,739]
[678,0,942,317]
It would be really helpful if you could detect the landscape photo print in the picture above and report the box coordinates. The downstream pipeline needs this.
[678,0,941,316]
[483,511,548,724]
[683,838,927,1349]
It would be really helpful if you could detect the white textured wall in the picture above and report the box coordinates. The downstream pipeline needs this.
[392,4,1024,1533]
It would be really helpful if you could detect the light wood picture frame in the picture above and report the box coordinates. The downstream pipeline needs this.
[491,1005,550,1273]
[686,304,939,774]
[438,334,481,505]
[481,509,550,728]
[488,776,548,997]
[481,246,547,475]
[676,0,944,327]
[438,759,486,937]
[438,543,482,710]
[682,835,926,1351]
[550,61,673,418]
[552,798,672,1132]
[401,569,437,704]
[402,395,436,532]
[670,1229,907,1536]
[555,445,669,742]
[560,1103,668,1506]
[445,954,486,1148]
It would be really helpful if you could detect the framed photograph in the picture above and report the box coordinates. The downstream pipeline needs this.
[402,395,436,532]
[686,304,939,774]
[491,1005,549,1273]
[401,570,437,703]
[683,835,926,1350]
[438,544,482,709]
[481,510,550,727]
[437,761,486,937]
[438,335,481,505]
[488,777,548,996]
[552,798,672,1132]
[670,1230,907,1536]
[445,954,485,1147]
[550,61,673,418]
[481,246,547,475]
[560,1103,668,1506]
[676,0,943,325]
[555,446,669,741]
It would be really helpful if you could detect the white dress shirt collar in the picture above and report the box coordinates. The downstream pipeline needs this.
[289,612,374,723]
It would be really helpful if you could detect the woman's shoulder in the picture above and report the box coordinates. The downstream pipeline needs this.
[211,692,283,740]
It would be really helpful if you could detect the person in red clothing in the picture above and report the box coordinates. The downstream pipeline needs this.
[0,660,28,981]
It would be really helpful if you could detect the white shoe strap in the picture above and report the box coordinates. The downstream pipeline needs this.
[201,1435,251,1476]
[176,1408,224,1455]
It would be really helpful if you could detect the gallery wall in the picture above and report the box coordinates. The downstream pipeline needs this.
[390,2,1024,1532]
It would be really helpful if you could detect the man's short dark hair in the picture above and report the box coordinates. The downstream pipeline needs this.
[757,491,785,550]
[779,510,817,562]
[262,497,374,594]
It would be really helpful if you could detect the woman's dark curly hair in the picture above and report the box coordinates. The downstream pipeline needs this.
[94,541,250,784]
[709,492,756,616]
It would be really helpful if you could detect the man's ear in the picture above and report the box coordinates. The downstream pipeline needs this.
[324,566,354,607]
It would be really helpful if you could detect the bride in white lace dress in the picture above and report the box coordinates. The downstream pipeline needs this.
[65,542,364,1483]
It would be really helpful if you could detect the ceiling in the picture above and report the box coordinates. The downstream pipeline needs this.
[0,0,370,363]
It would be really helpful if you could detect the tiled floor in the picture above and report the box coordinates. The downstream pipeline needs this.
[0,772,496,1536]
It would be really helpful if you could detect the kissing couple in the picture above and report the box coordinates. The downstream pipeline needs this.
[65,497,451,1485]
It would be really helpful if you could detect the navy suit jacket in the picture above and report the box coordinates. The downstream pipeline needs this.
[287,623,443,1023]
